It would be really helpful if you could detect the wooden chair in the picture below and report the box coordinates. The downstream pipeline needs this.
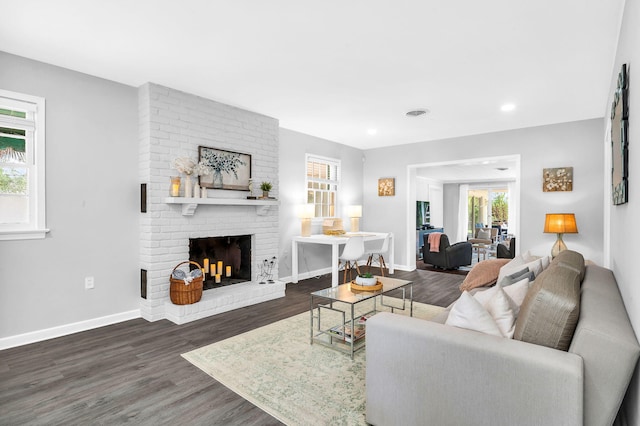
[468,227,498,244]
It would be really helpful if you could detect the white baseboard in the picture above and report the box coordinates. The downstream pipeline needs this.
[0,309,141,350]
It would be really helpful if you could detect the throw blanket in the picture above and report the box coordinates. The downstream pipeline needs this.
[428,232,442,252]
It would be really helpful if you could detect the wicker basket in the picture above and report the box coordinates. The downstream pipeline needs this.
[169,261,203,305]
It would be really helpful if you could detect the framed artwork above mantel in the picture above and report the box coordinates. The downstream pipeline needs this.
[198,146,252,191]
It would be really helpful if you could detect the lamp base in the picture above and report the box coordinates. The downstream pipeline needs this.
[350,217,360,233]
[301,218,312,237]
[551,233,568,258]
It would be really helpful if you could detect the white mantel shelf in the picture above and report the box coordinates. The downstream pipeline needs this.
[165,197,279,216]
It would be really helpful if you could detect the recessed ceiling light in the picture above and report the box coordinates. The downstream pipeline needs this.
[406,109,429,117]
[501,103,516,112]
[367,128,378,135]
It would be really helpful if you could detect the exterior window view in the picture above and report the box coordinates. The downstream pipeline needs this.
[0,109,28,224]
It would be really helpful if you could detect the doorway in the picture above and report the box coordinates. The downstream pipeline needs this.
[406,155,520,269]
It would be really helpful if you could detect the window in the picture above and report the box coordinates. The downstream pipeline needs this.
[467,186,509,238]
[0,89,47,240]
[306,154,340,218]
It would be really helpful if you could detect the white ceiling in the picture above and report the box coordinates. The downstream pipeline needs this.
[416,156,518,183]
[0,0,625,150]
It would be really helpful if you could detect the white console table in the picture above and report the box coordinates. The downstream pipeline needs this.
[291,232,394,287]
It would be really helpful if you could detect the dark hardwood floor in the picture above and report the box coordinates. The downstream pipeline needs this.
[0,268,464,425]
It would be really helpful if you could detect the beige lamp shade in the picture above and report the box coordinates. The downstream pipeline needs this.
[297,204,315,237]
[544,213,578,257]
[347,205,362,232]
[297,204,315,219]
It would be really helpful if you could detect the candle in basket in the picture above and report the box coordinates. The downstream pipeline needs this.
[226,266,231,277]
[215,274,221,283]
[201,268,205,277]
[217,261,223,274]
[203,258,209,273]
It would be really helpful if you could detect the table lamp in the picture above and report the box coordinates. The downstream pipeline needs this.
[347,205,362,232]
[543,213,578,257]
[297,204,315,237]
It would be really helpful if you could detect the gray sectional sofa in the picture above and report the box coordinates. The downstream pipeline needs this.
[366,251,640,426]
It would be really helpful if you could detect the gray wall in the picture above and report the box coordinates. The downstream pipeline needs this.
[363,119,604,269]
[278,128,363,279]
[0,52,139,338]
[606,0,640,422]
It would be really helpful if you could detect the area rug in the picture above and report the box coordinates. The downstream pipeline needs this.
[182,300,444,426]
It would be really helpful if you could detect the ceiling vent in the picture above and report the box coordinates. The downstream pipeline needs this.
[406,109,429,117]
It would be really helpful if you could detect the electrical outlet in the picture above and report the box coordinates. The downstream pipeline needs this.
[85,276,95,289]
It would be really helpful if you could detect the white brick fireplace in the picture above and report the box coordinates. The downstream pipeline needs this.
[139,83,283,324]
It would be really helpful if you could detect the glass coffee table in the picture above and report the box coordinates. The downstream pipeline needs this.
[309,276,413,358]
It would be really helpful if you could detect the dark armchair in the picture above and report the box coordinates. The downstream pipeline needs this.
[497,237,516,259]
[422,233,472,269]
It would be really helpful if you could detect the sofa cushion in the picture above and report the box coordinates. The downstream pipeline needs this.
[552,250,585,282]
[445,291,502,337]
[514,264,581,351]
[459,258,510,292]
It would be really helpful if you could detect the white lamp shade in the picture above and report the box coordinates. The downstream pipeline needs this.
[297,204,315,219]
[347,205,362,218]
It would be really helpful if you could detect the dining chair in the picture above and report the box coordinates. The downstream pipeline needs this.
[338,236,365,283]
[365,233,390,276]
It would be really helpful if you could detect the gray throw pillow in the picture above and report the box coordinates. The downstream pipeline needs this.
[499,267,534,287]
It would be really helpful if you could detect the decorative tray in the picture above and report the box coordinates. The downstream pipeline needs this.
[350,281,383,292]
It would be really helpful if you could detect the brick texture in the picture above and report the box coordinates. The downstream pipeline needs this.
[139,83,280,322]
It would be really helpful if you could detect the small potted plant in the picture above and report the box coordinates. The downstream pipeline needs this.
[355,272,377,286]
[260,181,273,198]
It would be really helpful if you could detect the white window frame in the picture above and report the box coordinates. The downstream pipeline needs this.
[0,89,47,240]
[305,154,341,219]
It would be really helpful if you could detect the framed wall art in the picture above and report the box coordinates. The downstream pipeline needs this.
[611,63,629,205]
[543,167,573,192]
[198,146,252,191]
[378,178,395,196]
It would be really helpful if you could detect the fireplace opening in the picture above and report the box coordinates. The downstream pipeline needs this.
[189,235,251,290]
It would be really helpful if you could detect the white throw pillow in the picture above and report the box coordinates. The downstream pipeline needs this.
[502,277,530,316]
[522,250,540,263]
[477,229,491,240]
[445,291,502,337]
[473,286,517,337]
[541,255,552,270]
[485,286,516,338]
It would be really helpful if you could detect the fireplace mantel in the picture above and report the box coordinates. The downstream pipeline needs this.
[165,197,279,216]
